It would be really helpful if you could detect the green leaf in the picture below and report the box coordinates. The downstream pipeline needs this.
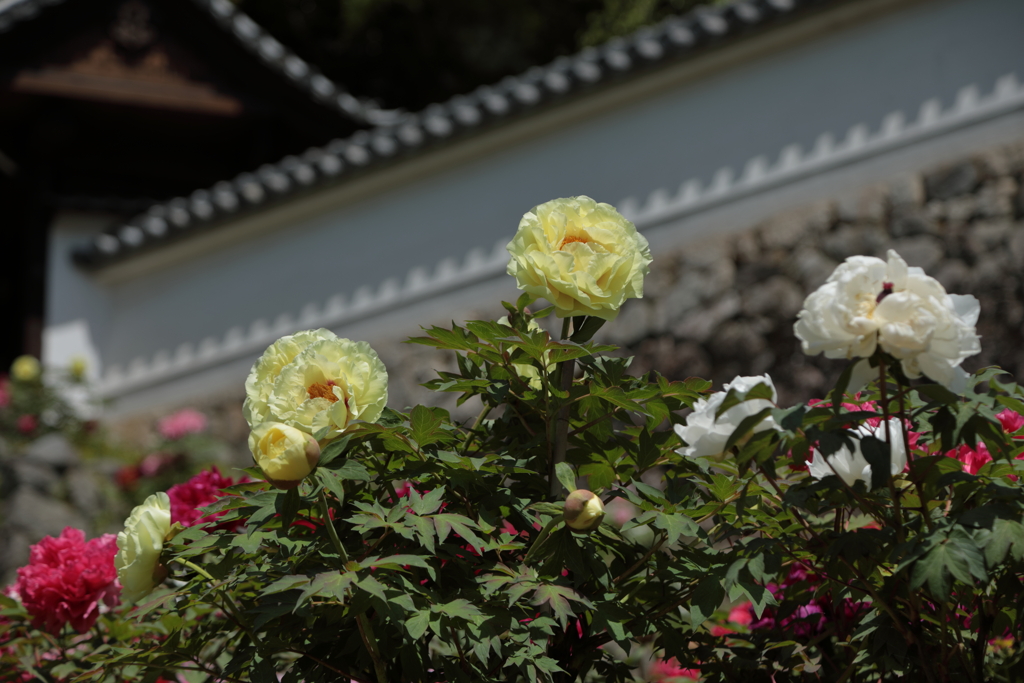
[315,468,347,504]
[859,435,892,491]
[911,529,987,595]
[555,462,577,494]
[357,575,387,602]
[406,610,430,640]
[916,383,960,405]
[772,405,806,432]
[369,554,432,571]
[331,459,371,481]
[434,598,484,621]
[532,585,585,628]
[569,316,605,343]
[981,518,1024,565]
[276,488,302,531]
[830,359,860,413]
[377,407,405,428]
[318,435,352,467]
[406,324,478,351]
[410,405,451,447]
[653,512,698,546]
[299,570,355,604]
[690,576,725,630]
[707,473,736,502]
[723,407,774,452]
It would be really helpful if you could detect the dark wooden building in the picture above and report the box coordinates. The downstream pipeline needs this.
[0,0,380,368]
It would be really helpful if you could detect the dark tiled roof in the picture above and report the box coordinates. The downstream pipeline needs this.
[0,0,401,126]
[68,0,835,268]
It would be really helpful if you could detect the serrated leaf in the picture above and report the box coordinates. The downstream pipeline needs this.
[316,468,347,504]
[982,518,1024,565]
[406,610,430,639]
[369,554,431,571]
[410,405,451,447]
[911,530,986,595]
[690,576,725,630]
[723,407,774,452]
[331,459,371,481]
[357,575,387,602]
[653,512,698,545]
[318,435,352,467]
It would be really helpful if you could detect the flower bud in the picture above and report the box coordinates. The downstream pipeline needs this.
[563,489,605,532]
[69,356,88,382]
[248,422,321,489]
[11,355,40,383]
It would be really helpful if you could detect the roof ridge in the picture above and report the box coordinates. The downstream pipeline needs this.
[73,0,830,267]
[0,0,399,126]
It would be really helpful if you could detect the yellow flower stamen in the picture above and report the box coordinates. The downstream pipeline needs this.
[559,235,589,249]
[307,381,339,403]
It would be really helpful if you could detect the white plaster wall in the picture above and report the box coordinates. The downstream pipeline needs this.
[44,0,1024,414]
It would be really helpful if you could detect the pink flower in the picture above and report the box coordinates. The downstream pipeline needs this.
[997,409,1024,435]
[727,602,753,626]
[158,408,207,440]
[167,467,245,530]
[14,528,119,634]
[945,443,993,475]
[138,452,181,477]
[16,414,36,434]
[650,658,700,681]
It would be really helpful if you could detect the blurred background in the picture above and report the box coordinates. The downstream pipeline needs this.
[0,0,1022,580]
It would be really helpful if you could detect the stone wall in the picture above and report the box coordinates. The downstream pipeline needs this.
[0,434,127,585]
[600,139,1024,405]
[110,137,1024,438]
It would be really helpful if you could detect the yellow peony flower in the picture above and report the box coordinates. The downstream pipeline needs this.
[11,355,41,383]
[244,332,388,440]
[115,492,171,603]
[506,196,652,320]
[243,329,339,429]
[249,422,321,489]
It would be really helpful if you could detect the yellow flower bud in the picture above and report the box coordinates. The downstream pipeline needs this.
[563,489,605,532]
[11,355,41,383]
[249,422,321,489]
[69,356,88,382]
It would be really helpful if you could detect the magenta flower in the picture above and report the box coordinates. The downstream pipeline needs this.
[14,528,119,634]
[167,467,246,530]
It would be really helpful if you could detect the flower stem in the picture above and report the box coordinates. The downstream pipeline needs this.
[550,317,575,498]
[177,558,265,651]
[878,357,905,544]
[317,489,387,683]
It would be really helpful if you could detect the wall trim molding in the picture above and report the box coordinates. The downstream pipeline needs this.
[95,71,1024,399]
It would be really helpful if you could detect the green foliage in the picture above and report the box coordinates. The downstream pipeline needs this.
[8,301,1024,682]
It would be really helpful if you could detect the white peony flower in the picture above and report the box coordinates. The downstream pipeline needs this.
[674,375,779,458]
[794,250,980,393]
[807,417,907,489]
